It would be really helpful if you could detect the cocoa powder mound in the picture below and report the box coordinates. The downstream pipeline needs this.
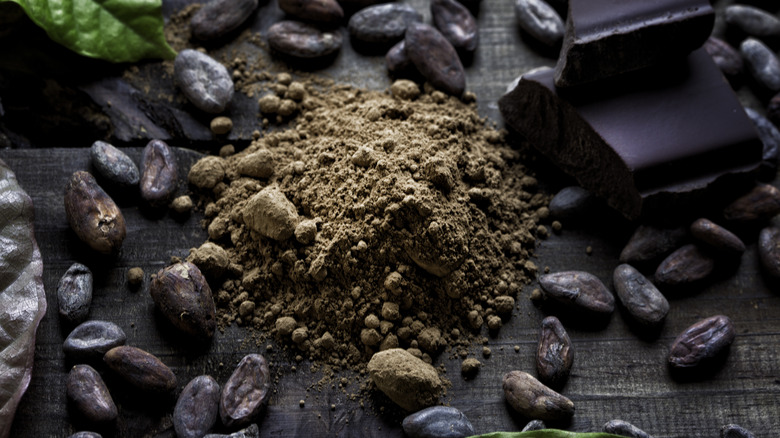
[187,79,549,370]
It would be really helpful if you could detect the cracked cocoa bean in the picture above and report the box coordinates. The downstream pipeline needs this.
[723,184,780,223]
[536,315,573,388]
[279,0,343,24]
[220,354,271,429]
[668,315,735,369]
[66,364,118,424]
[758,226,780,277]
[613,264,669,328]
[57,263,93,325]
[174,49,235,113]
[348,3,422,44]
[150,261,216,340]
[431,0,478,52]
[64,320,127,361]
[703,37,743,78]
[654,244,715,288]
[502,370,574,420]
[140,139,179,206]
[90,141,140,188]
[619,225,687,265]
[104,346,177,393]
[690,218,745,255]
[174,375,221,438]
[405,22,465,96]
[190,0,258,40]
[64,171,126,254]
[538,270,615,315]
[267,20,343,58]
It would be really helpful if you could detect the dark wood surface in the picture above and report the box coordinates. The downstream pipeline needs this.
[3,0,780,437]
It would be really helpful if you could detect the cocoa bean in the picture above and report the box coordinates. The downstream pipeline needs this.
[721,424,756,438]
[63,320,127,361]
[149,261,216,339]
[431,0,479,52]
[190,0,258,41]
[740,38,780,92]
[502,370,574,420]
[174,49,235,113]
[140,139,179,206]
[57,263,93,325]
[220,354,271,428]
[522,420,546,431]
[744,107,780,179]
[549,186,596,220]
[768,92,780,128]
[536,316,573,388]
[538,271,615,315]
[514,0,564,47]
[204,424,260,438]
[103,346,177,393]
[174,375,221,438]
[619,225,687,265]
[723,184,780,223]
[758,226,780,277]
[404,23,466,96]
[267,20,343,58]
[654,244,715,288]
[690,218,745,255]
[64,171,126,254]
[66,364,118,424]
[348,3,422,44]
[668,315,735,369]
[386,40,412,73]
[278,0,343,25]
[603,419,654,438]
[703,37,743,78]
[725,5,780,39]
[612,264,669,328]
[402,406,475,438]
[90,140,140,188]
[68,433,103,438]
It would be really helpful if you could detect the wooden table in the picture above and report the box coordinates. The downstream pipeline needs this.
[4,0,780,437]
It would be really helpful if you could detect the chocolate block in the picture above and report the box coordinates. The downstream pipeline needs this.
[499,49,762,220]
[554,0,714,87]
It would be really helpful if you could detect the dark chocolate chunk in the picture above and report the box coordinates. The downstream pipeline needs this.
[553,0,714,87]
[703,36,743,78]
[499,49,763,219]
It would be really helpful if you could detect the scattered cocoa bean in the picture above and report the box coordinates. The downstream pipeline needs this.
[538,271,615,315]
[278,0,343,24]
[744,107,780,178]
[619,225,687,265]
[204,424,260,438]
[612,264,669,328]
[103,346,177,393]
[63,320,127,361]
[140,139,179,206]
[654,244,715,288]
[66,364,118,424]
[386,40,412,73]
[90,141,140,188]
[190,0,258,41]
[404,22,466,96]
[548,186,595,220]
[174,49,235,113]
[514,0,564,47]
[721,424,756,438]
[603,419,654,438]
[522,420,546,431]
[703,37,743,78]
[267,20,343,58]
[57,263,93,325]
[758,226,780,277]
[402,406,476,438]
[740,38,780,92]
[502,370,574,420]
[431,0,479,52]
[348,3,422,44]
[220,354,271,429]
[64,171,126,254]
[668,315,735,369]
[150,261,216,339]
[723,184,780,223]
[174,375,221,438]
[690,218,745,255]
[725,5,780,39]
[536,316,573,388]
[768,92,780,128]
[68,433,103,438]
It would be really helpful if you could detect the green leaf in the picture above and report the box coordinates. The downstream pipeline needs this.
[467,430,629,438]
[0,0,176,63]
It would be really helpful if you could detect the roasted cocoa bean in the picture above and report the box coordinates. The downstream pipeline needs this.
[204,424,260,438]
[758,226,780,277]
[721,424,756,438]
[654,244,715,288]
[514,0,564,47]
[386,40,412,73]
[90,141,140,188]
[431,0,479,52]
[64,171,126,254]
[745,107,780,178]
[723,184,780,223]
[703,37,743,78]
[174,49,235,113]
[278,0,343,24]
[348,3,422,44]
[536,316,573,388]
[619,225,687,264]
[522,420,546,431]
[603,419,654,438]
[740,38,780,92]
[548,186,596,220]
[613,264,669,328]
[502,370,574,420]
[220,354,271,428]
[103,346,177,393]
[140,139,179,206]
[66,364,118,424]
[668,315,735,369]
[63,320,127,361]
[267,20,343,58]
[405,23,466,96]
[174,375,221,438]
[190,0,258,41]
[402,406,475,438]
[538,271,615,315]
[768,92,780,128]
[68,433,103,438]
[725,5,780,39]
[57,263,93,325]
[150,261,216,339]
[690,218,745,255]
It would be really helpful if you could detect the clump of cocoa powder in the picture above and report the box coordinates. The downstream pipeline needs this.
[187,78,549,371]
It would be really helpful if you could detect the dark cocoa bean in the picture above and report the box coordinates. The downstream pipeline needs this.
[104,345,177,393]
[668,315,735,369]
[721,424,756,438]
[90,141,140,188]
[57,263,93,325]
[703,37,743,78]
[514,0,564,47]
[619,225,687,265]
[740,38,780,92]
[536,315,573,388]
[190,0,258,41]
[348,3,422,44]
[725,5,780,39]
[768,92,780,129]
[404,23,466,96]
[174,375,221,438]
[745,107,780,178]
[402,406,475,438]
[220,354,271,429]
[723,184,780,223]
[68,433,103,438]
[758,226,780,277]
[140,139,179,206]
[150,261,216,339]
[204,424,260,438]
[64,320,127,361]
[431,0,478,52]
[502,370,574,420]
[66,364,118,424]
[654,244,715,288]
[690,218,745,255]
[548,186,596,220]
[174,49,235,113]
[267,20,343,58]
[386,40,412,73]
[603,419,654,438]
[64,171,126,254]
[538,271,615,315]
[278,0,343,24]
[522,420,546,431]
[613,264,669,328]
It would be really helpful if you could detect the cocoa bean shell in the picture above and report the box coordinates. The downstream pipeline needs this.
[220,354,271,428]
[174,375,221,438]
[536,316,573,388]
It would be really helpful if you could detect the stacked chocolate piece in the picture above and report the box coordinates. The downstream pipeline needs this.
[500,0,764,220]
